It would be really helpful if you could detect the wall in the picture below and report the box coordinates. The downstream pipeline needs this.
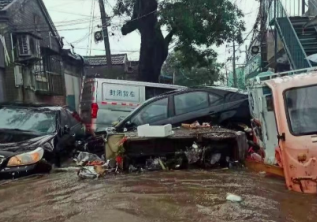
[85,65,126,79]
[7,0,60,52]
[64,73,81,111]
[0,0,67,105]
[0,68,5,102]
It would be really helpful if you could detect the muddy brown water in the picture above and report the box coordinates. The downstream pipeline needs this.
[0,170,316,222]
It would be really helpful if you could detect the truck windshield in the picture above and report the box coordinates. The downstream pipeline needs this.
[285,85,317,135]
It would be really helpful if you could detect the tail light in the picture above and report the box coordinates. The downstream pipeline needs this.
[91,103,99,119]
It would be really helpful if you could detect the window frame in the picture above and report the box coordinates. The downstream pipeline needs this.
[131,97,169,126]
[172,91,210,116]
[283,84,317,136]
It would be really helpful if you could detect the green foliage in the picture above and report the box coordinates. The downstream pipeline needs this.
[162,51,223,87]
[114,0,245,69]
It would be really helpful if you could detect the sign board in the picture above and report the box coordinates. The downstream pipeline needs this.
[103,84,140,102]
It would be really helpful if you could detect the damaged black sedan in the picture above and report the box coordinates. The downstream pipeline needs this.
[0,103,86,179]
[116,87,250,131]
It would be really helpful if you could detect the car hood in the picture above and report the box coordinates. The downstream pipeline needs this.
[0,134,55,153]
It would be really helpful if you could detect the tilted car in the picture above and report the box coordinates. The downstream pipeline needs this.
[0,103,87,179]
[115,87,250,131]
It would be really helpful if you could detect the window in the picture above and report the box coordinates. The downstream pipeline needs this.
[285,85,317,135]
[209,93,221,104]
[60,109,68,126]
[32,55,64,95]
[45,56,62,74]
[132,98,168,125]
[32,59,49,91]
[17,35,40,57]
[145,87,173,100]
[266,95,274,111]
[66,109,80,128]
[174,92,208,115]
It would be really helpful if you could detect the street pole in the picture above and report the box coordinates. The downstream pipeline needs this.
[225,66,228,86]
[274,0,277,72]
[302,0,306,15]
[98,0,112,69]
[232,41,237,88]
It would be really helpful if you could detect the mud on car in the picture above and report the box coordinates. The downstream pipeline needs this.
[0,103,88,179]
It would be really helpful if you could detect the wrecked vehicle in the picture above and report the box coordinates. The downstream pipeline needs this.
[247,68,317,194]
[0,103,87,179]
[115,87,250,132]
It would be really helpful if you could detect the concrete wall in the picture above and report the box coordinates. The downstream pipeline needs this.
[0,0,67,105]
[64,73,81,111]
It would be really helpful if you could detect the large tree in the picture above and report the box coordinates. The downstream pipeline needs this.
[162,51,223,87]
[114,0,245,82]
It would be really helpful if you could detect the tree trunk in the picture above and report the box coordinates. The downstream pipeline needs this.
[121,0,170,83]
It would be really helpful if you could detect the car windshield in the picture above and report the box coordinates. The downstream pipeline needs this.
[0,107,57,134]
[285,85,317,135]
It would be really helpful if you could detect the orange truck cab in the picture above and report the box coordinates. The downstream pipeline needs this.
[247,68,317,194]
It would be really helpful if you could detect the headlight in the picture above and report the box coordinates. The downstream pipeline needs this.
[7,148,44,167]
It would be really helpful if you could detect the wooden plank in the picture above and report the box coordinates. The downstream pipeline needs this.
[245,160,285,178]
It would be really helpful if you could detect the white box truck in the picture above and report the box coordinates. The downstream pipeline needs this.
[80,78,186,132]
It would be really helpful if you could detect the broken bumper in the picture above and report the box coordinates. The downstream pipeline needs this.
[0,160,52,179]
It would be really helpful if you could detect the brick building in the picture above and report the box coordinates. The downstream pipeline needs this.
[0,0,83,106]
[84,54,138,81]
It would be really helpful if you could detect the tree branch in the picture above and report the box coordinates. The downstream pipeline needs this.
[164,29,176,45]
[121,20,139,35]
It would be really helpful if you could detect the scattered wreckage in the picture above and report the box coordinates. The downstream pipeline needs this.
[74,122,249,179]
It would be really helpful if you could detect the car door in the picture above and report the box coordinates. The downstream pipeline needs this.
[170,91,223,126]
[55,109,74,159]
[66,108,86,139]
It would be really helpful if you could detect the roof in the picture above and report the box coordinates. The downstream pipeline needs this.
[84,54,128,66]
[91,78,187,90]
[204,86,248,94]
[0,0,13,10]
[0,0,62,47]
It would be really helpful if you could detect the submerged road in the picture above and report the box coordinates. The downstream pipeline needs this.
[0,170,316,222]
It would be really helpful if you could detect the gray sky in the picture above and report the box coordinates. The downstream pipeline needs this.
[43,0,259,71]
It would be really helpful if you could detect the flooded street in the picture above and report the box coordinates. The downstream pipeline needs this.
[0,170,316,222]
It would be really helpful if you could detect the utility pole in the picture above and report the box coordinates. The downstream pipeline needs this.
[225,66,229,86]
[302,0,306,15]
[98,0,112,68]
[232,41,237,88]
[274,0,277,72]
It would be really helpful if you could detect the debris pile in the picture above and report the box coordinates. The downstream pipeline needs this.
[66,121,249,179]
[74,152,121,179]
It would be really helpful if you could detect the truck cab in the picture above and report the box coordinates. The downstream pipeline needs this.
[247,68,317,194]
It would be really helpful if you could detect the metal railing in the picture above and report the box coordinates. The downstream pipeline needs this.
[268,0,312,69]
